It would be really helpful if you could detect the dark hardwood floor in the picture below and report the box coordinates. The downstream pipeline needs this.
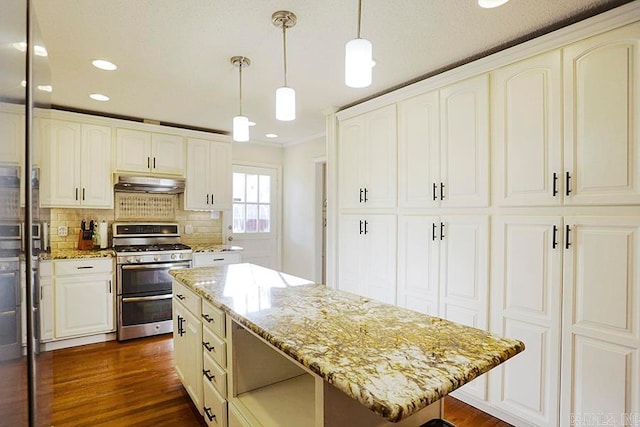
[0,335,512,426]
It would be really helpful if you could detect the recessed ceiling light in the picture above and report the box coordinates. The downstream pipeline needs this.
[37,85,53,92]
[478,0,510,8]
[248,121,256,127]
[12,41,48,56]
[265,133,278,138]
[90,93,110,101]
[92,59,118,71]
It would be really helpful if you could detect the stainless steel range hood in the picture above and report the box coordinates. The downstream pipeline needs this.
[114,175,185,194]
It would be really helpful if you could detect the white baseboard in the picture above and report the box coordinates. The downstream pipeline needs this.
[41,332,116,351]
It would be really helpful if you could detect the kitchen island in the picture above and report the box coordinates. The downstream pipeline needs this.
[170,263,524,426]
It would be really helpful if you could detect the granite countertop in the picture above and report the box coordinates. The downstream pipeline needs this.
[189,244,243,253]
[170,263,525,422]
[40,248,116,260]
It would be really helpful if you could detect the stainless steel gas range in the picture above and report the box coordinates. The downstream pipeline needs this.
[112,223,192,341]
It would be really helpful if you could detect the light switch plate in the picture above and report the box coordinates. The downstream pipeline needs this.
[184,224,193,234]
[58,225,68,236]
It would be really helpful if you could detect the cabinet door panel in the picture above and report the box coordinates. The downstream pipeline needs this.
[116,128,152,173]
[0,111,23,164]
[41,119,81,207]
[492,51,562,206]
[337,215,364,296]
[152,133,184,176]
[338,117,365,210]
[363,105,397,209]
[185,138,211,210]
[210,141,232,210]
[440,75,489,207]
[55,274,113,338]
[363,214,396,304]
[561,216,640,426]
[80,124,113,208]
[398,91,440,209]
[564,23,640,205]
[397,215,439,315]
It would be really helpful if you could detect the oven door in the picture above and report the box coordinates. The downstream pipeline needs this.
[117,261,191,296]
[0,270,20,360]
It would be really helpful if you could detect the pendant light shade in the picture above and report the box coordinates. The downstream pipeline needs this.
[231,56,250,142]
[272,11,297,121]
[345,0,373,88]
[345,38,372,88]
[233,115,249,142]
[478,0,510,8]
[276,86,295,121]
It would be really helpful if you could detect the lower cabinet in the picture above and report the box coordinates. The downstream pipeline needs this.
[193,252,242,267]
[53,258,114,339]
[39,260,54,342]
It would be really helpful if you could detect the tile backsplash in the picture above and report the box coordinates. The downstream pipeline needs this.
[48,196,223,250]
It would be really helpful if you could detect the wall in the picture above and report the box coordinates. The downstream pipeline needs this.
[232,142,283,165]
[281,136,326,281]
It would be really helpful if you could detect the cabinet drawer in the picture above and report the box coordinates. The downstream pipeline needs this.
[202,301,225,337]
[173,280,201,317]
[193,252,241,267]
[54,258,112,276]
[203,326,226,368]
[203,351,227,398]
[39,260,52,277]
[203,379,227,427]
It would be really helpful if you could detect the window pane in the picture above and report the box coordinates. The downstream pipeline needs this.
[259,204,270,232]
[246,174,258,203]
[246,204,258,233]
[233,173,245,202]
[259,175,270,203]
[233,203,245,233]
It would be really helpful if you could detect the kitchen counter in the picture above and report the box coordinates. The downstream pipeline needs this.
[39,248,116,260]
[189,243,243,253]
[170,263,525,422]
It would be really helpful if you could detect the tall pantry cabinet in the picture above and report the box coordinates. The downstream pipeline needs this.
[332,16,640,427]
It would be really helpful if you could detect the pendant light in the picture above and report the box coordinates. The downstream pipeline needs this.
[231,56,250,142]
[478,0,510,8]
[272,11,297,121]
[345,0,373,88]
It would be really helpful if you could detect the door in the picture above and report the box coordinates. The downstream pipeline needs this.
[41,119,81,207]
[560,216,640,425]
[229,165,280,269]
[80,124,112,208]
[185,138,211,210]
[151,133,184,176]
[490,216,563,426]
[116,128,152,173]
[563,23,640,205]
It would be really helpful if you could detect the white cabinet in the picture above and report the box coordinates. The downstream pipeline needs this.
[54,258,114,338]
[563,23,640,205]
[40,119,113,208]
[193,252,242,267]
[338,105,397,210]
[397,74,489,208]
[490,216,563,426]
[173,280,204,414]
[116,128,185,176]
[396,215,489,401]
[560,216,640,426]
[185,138,232,211]
[492,51,563,207]
[337,214,396,304]
[39,261,53,342]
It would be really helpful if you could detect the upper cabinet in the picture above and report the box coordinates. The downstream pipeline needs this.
[492,51,563,207]
[398,74,489,209]
[563,23,640,205]
[338,104,397,210]
[116,128,185,176]
[0,109,23,165]
[40,119,113,209]
[184,138,232,211]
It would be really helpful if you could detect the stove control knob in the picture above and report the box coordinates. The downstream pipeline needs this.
[171,253,177,260]
[136,256,142,263]
[127,256,135,263]
[178,253,183,260]
[154,255,160,261]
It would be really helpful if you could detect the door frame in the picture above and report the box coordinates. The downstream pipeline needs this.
[314,156,327,284]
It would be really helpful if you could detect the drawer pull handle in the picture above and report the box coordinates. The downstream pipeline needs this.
[204,407,216,422]
[202,314,215,323]
[203,341,215,352]
[175,294,186,300]
[212,258,224,262]
[203,369,216,382]
[76,266,94,269]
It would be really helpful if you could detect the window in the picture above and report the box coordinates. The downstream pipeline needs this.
[233,172,271,233]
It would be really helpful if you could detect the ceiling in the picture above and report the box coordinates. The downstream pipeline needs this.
[2,0,633,144]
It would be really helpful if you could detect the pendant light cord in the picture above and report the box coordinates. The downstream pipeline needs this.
[357,0,363,39]
[282,25,288,87]
[238,62,243,116]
